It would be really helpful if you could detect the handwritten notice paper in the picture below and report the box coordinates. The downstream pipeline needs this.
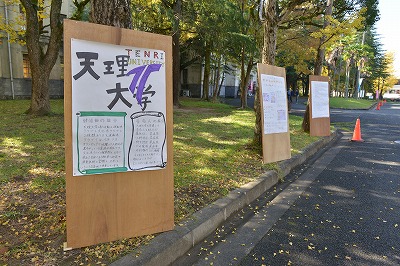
[128,111,166,170]
[71,38,167,176]
[76,112,127,175]
[311,81,329,118]
[260,74,288,134]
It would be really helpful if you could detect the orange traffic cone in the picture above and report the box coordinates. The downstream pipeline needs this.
[376,102,380,110]
[351,118,364,142]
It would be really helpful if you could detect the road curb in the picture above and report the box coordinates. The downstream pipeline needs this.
[111,130,339,266]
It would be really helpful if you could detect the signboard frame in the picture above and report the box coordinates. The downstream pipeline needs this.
[309,75,331,137]
[64,19,174,249]
[257,63,291,164]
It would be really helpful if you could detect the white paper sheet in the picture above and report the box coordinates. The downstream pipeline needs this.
[260,74,288,134]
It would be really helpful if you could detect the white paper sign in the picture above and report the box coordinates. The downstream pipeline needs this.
[71,39,167,176]
[128,111,167,170]
[260,74,288,134]
[311,81,329,118]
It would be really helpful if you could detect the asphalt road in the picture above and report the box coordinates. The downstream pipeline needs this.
[173,101,400,265]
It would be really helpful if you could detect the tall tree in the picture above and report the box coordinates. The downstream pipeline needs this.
[255,0,316,146]
[302,0,333,132]
[373,52,397,97]
[19,0,63,115]
[254,0,277,147]
[236,0,260,109]
[213,0,261,108]
[314,0,333,76]
[181,0,235,101]
[172,0,182,107]
[211,54,223,102]
[358,26,386,96]
[301,1,367,131]
[130,0,183,106]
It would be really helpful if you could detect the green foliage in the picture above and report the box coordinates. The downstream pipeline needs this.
[0,1,27,44]
[275,1,371,97]
[371,52,398,93]
[276,26,317,74]
[311,9,366,47]
[131,0,172,34]
[130,0,261,79]
[358,28,397,94]
[333,0,379,28]
[358,0,380,27]
[0,0,62,45]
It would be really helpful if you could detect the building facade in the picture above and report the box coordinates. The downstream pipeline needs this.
[182,60,256,99]
[0,1,73,99]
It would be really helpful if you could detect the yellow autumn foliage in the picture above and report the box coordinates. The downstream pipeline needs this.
[0,0,50,45]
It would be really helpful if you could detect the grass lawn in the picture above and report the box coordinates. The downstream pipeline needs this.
[0,98,318,265]
[330,97,375,109]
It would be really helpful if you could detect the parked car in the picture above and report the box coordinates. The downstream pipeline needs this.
[383,87,400,101]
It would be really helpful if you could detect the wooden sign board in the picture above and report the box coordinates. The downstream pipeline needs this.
[64,20,174,249]
[257,64,291,164]
[309,75,330,136]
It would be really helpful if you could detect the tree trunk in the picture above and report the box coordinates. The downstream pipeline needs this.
[240,83,248,109]
[29,67,51,115]
[90,0,132,28]
[217,74,225,99]
[240,48,247,109]
[254,0,277,147]
[261,13,277,64]
[354,32,365,99]
[314,47,324,76]
[302,105,311,132]
[202,43,211,101]
[379,79,384,100]
[302,77,309,96]
[212,55,221,102]
[172,0,181,107]
[20,0,63,116]
[345,61,350,97]
[336,56,342,94]
[377,79,383,100]
[313,0,333,75]
[240,56,254,109]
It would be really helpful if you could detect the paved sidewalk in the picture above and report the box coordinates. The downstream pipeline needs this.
[111,131,339,266]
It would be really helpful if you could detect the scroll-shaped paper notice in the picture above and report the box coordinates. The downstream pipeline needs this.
[75,111,127,176]
[128,111,167,170]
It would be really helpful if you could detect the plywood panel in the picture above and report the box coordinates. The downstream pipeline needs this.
[309,75,330,137]
[64,20,174,249]
[257,64,291,164]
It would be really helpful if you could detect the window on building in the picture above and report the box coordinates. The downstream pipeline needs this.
[23,54,31,78]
